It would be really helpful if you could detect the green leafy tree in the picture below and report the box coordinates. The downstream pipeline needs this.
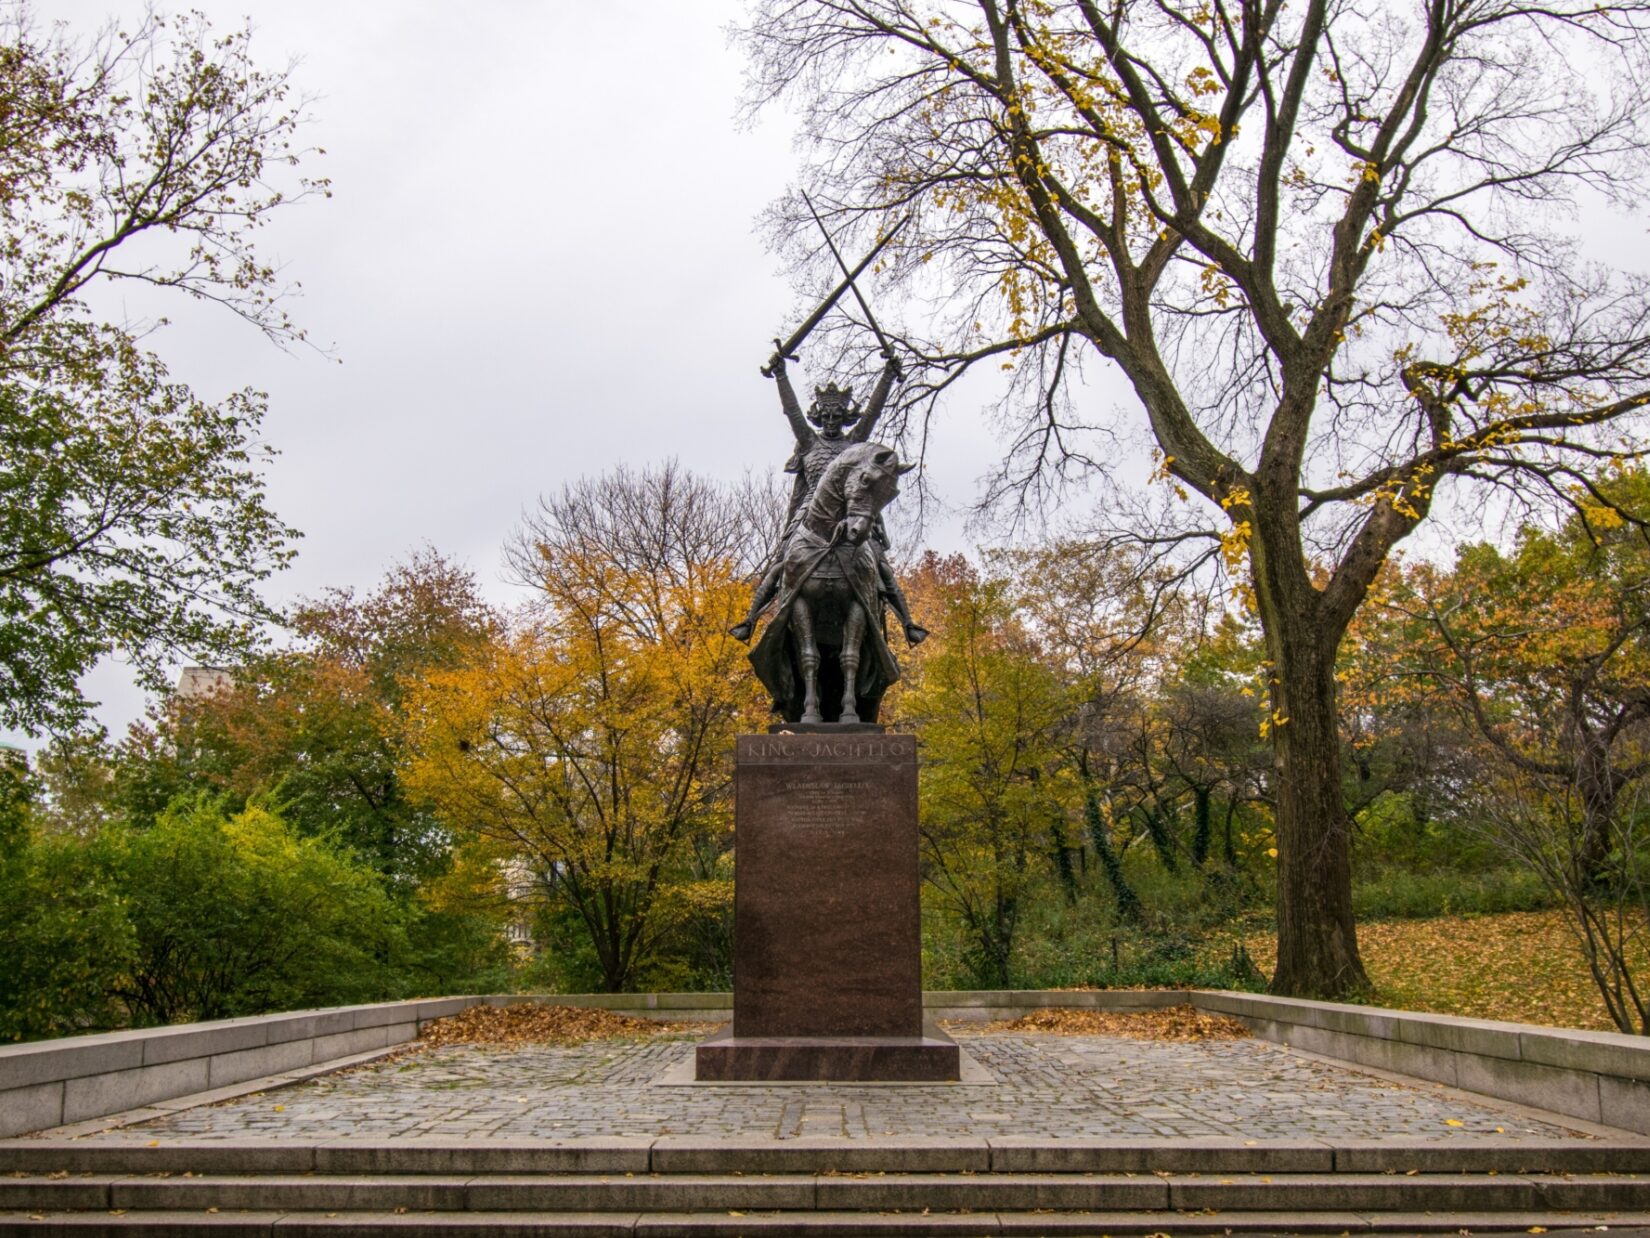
[0,744,27,854]
[0,756,134,1041]
[115,552,495,885]
[26,732,118,839]
[0,832,134,1041]
[0,8,325,734]
[895,559,1071,985]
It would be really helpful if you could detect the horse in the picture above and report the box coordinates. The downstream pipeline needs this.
[749,442,914,725]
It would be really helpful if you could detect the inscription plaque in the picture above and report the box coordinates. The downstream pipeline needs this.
[733,732,921,1038]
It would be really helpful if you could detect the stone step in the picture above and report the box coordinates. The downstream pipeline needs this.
[2,1208,1650,1236]
[6,1139,1650,1177]
[3,1172,1650,1214]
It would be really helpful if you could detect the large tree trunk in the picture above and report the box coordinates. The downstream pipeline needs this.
[1569,708,1622,892]
[1253,530,1371,999]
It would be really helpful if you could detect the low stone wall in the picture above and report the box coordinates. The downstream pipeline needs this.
[510,988,1189,1023]
[1191,990,1650,1136]
[0,997,476,1138]
[486,992,733,1021]
[3,989,1646,1139]
[924,988,1187,1021]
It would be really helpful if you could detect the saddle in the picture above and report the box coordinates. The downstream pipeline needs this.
[784,523,871,583]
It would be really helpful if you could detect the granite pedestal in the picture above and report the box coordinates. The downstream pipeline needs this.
[695,728,959,1081]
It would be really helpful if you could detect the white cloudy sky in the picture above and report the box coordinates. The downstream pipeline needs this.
[34,0,1016,743]
[25,1,1648,746]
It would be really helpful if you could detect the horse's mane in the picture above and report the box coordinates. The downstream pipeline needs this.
[807,441,894,519]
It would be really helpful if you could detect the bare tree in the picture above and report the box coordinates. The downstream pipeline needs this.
[1463,765,1650,1034]
[506,461,785,635]
[742,0,1650,995]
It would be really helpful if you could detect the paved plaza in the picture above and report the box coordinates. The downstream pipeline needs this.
[68,1029,1602,1144]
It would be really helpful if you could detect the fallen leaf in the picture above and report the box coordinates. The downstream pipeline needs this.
[1243,911,1649,1031]
[347,1003,703,1066]
[979,1005,1250,1041]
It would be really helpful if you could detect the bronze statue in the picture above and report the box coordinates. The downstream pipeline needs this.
[733,212,928,725]
[728,353,927,649]
[746,439,914,724]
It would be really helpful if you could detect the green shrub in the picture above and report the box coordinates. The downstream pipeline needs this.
[114,797,408,1023]
[399,904,517,996]
[0,830,134,1041]
[1352,866,1555,920]
[920,868,1269,992]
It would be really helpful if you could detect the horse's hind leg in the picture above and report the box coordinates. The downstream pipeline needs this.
[838,602,866,724]
[794,596,823,724]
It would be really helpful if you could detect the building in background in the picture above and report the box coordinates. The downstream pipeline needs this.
[175,667,233,700]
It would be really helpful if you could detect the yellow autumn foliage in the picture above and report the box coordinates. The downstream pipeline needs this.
[401,548,765,991]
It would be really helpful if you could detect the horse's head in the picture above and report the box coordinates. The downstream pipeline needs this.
[840,443,916,545]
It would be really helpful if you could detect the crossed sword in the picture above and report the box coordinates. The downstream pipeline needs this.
[761,195,907,376]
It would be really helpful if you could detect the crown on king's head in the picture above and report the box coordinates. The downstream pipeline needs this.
[808,383,861,428]
[813,382,855,407]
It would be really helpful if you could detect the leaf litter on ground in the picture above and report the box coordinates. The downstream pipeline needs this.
[1245,910,1646,1031]
[321,1003,712,1076]
[967,1003,1251,1040]
[416,1003,702,1049]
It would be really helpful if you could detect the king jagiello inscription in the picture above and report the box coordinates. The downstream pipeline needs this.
[695,731,958,1081]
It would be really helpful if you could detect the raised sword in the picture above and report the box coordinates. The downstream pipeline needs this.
[802,190,900,373]
[760,215,907,377]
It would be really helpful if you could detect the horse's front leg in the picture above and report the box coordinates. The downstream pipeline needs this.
[793,594,823,724]
[839,601,866,724]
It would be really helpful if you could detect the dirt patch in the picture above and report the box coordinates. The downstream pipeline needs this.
[973,1003,1251,1041]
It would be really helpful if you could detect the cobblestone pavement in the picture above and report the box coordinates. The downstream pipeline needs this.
[80,1032,1593,1143]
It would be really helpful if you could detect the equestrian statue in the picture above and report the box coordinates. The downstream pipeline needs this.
[731,204,927,726]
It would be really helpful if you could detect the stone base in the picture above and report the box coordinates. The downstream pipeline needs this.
[694,1027,960,1082]
[728,733,923,1041]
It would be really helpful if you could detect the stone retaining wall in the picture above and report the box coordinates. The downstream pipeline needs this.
[1192,990,1650,1135]
[2,989,1645,1138]
[491,987,1191,1023]
[0,997,476,1138]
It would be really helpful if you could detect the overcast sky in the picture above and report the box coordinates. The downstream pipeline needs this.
[29,0,1016,745]
[26,2,1647,749]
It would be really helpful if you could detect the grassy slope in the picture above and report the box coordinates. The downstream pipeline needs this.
[1245,910,1639,1032]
